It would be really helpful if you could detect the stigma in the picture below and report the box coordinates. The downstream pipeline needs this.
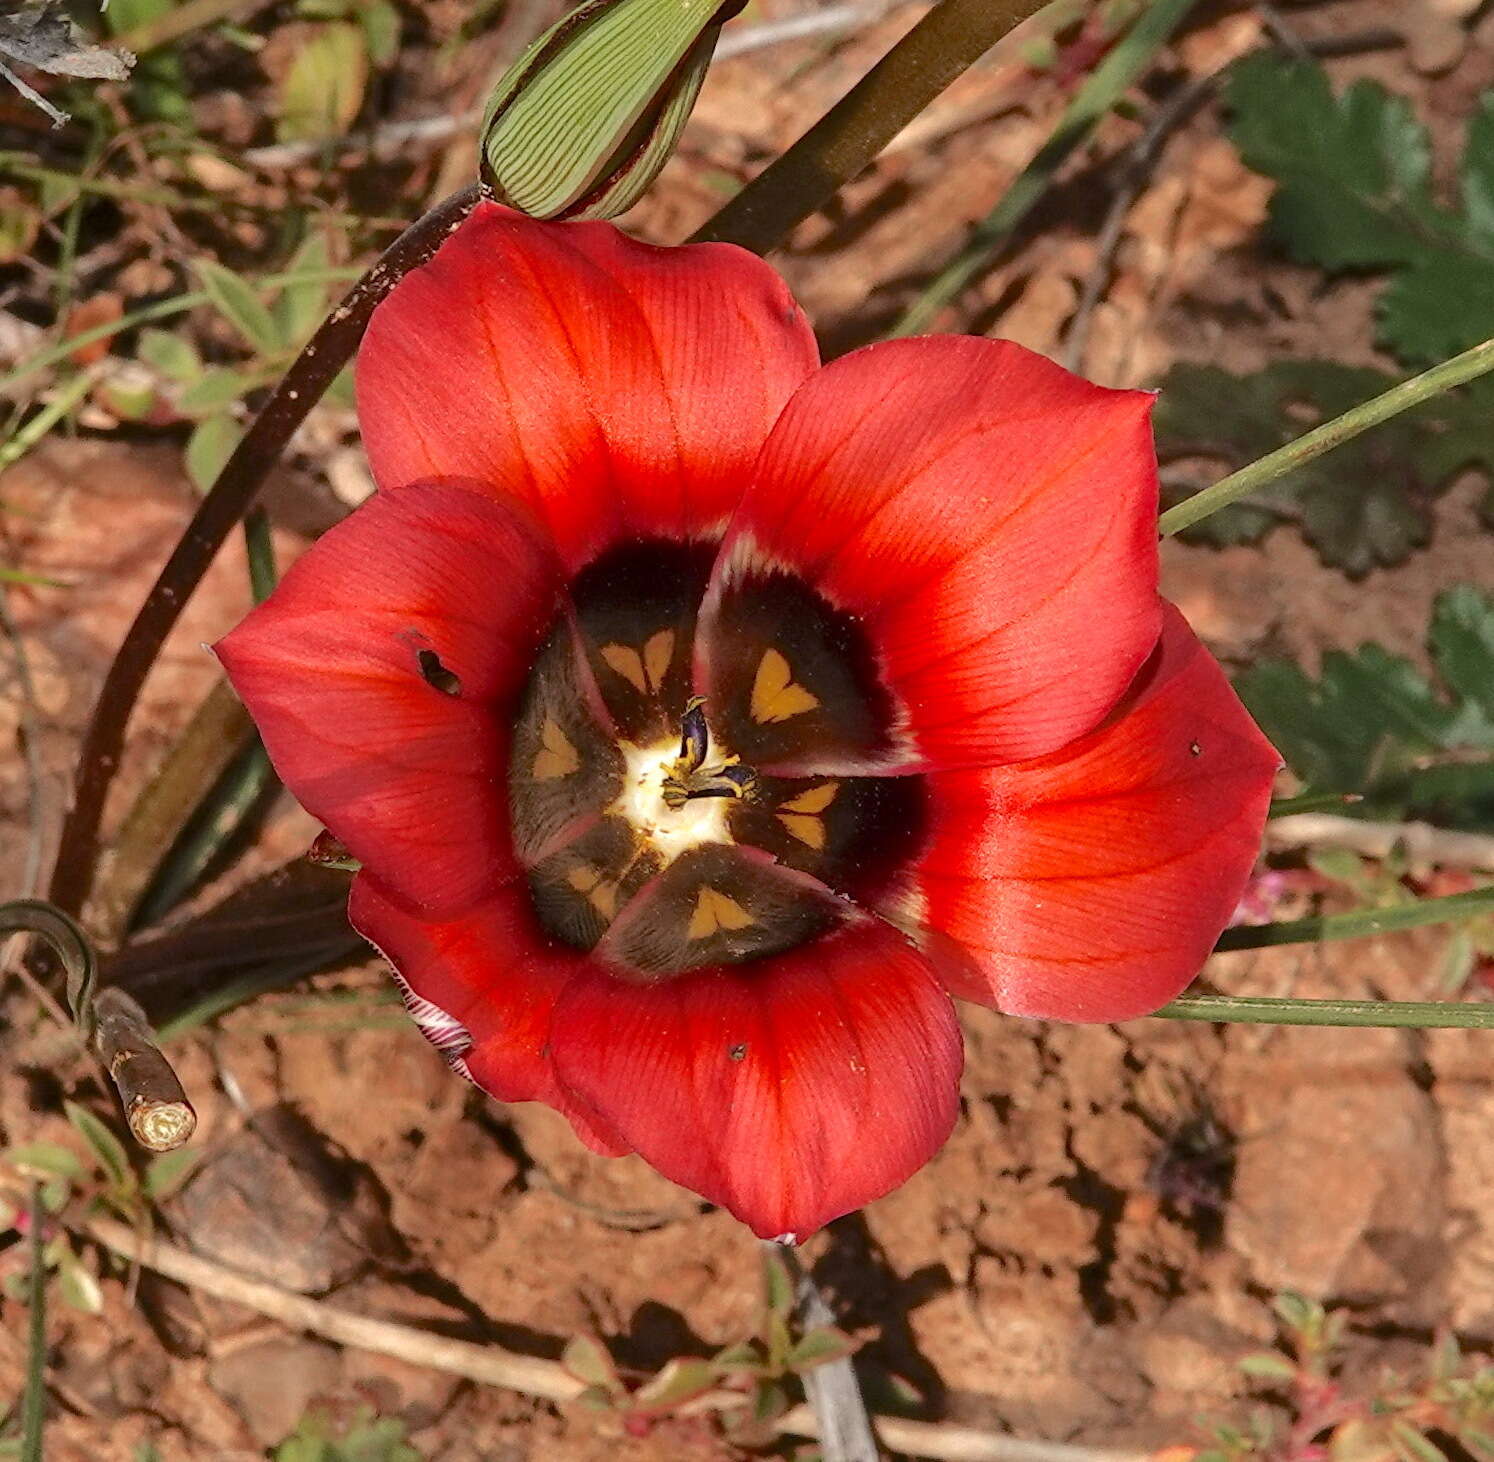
[615,701,753,864]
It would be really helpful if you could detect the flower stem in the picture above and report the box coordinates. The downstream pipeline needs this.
[46,184,485,920]
[888,0,1202,338]
[1158,336,1494,535]
[1214,885,1494,953]
[691,0,1052,254]
[1157,994,1494,1030]
[20,1183,45,1462]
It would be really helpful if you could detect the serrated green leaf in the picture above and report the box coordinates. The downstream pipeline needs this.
[1235,586,1494,826]
[1225,55,1494,365]
[1430,586,1494,730]
[1224,54,1437,270]
[63,1101,130,1191]
[276,22,369,144]
[186,415,246,494]
[1156,359,1459,575]
[194,260,283,355]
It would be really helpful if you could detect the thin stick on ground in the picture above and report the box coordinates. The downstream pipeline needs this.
[1265,814,1494,874]
[81,1214,1150,1462]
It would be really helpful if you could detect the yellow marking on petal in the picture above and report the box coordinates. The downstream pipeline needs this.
[751,648,819,723]
[777,812,826,850]
[781,781,838,815]
[687,886,755,939]
[565,864,616,919]
[643,629,675,688]
[533,718,580,779]
[601,643,648,694]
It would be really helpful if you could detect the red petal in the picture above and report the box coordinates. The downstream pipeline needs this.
[703,336,1162,770]
[216,483,561,916]
[549,917,962,1239]
[886,606,1280,1022]
[349,875,631,1156]
[358,202,820,572]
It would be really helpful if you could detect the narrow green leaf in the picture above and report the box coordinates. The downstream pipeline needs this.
[1239,1352,1299,1381]
[358,0,401,66]
[787,1325,858,1372]
[1391,1421,1449,1462]
[63,1101,130,1191]
[194,260,283,355]
[631,1357,719,1412]
[20,1187,46,1462]
[3,1144,84,1181]
[271,232,335,347]
[143,1148,199,1200]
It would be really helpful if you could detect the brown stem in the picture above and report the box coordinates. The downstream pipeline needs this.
[92,987,197,1151]
[690,0,1052,253]
[47,183,486,920]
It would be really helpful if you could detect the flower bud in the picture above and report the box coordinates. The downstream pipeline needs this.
[480,0,744,221]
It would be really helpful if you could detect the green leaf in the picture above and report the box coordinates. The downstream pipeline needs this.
[63,1101,131,1192]
[177,366,258,417]
[1155,359,1472,575]
[54,1245,103,1315]
[276,23,369,144]
[135,329,201,384]
[1234,587,1494,827]
[1225,56,1494,365]
[194,260,283,355]
[1272,1291,1317,1332]
[272,231,335,347]
[631,1357,719,1413]
[357,0,401,67]
[186,415,246,494]
[143,1148,199,1200]
[4,1143,84,1181]
[1391,1423,1449,1462]
[1225,54,1437,270]
[560,1335,622,1395]
[1238,1352,1299,1381]
[787,1325,858,1372]
[762,1246,794,1318]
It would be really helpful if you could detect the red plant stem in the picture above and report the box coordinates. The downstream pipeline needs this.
[46,184,485,919]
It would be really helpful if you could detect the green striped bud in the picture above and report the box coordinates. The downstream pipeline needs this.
[480,0,744,221]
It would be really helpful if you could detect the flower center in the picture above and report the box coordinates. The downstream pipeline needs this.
[505,538,929,979]
[611,704,752,864]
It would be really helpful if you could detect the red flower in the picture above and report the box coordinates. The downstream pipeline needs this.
[217,203,1279,1241]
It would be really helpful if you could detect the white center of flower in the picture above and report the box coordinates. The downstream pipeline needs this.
[612,738,734,864]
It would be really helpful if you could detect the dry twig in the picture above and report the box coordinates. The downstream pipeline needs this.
[83,1215,1150,1462]
[1265,814,1494,875]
